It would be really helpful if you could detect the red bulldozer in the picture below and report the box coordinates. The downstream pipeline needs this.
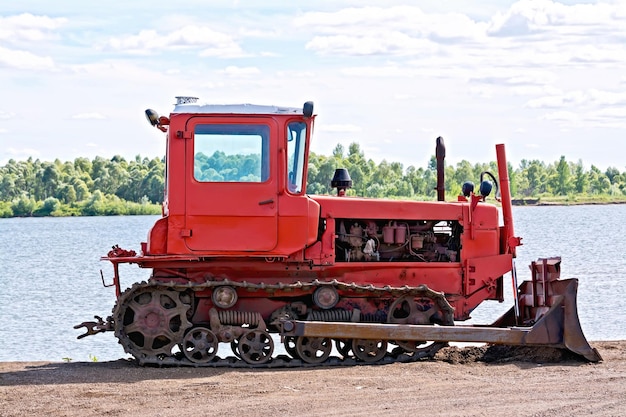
[76,97,601,366]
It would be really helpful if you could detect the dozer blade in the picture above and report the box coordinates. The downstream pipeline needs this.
[492,277,602,362]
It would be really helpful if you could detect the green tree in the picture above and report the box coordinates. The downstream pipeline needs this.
[0,201,13,217]
[605,167,621,184]
[588,165,611,194]
[35,197,61,216]
[57,184,77,204]
[82,190,107,215]
[553,156,572,196]
[573,160,589,194]
[11,195,36,217]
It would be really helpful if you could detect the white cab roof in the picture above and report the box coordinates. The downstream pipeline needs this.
[172,102,303,115]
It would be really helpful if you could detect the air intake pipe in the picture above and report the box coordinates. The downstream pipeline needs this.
[496,144,520,256]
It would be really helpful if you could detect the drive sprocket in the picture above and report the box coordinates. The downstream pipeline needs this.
[113,283,192,362]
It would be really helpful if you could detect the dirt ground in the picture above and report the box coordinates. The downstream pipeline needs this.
[1,341,624,417]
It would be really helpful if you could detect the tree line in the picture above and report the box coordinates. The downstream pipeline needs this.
[308,143,625,200]
[0,155,164,217]
[1,142,624,218]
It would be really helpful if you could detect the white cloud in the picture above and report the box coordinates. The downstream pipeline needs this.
[317,124,362,133]
[3,147,41,160]
[71,113,107,120]
[259,51,280,57]
[470,70,558,86]
[340,65,421,78]
[275,70,316,78]
[295,6,485,41]
[527,89,626,109]
[510,85,557,96]
[0,13,67,71]
[0,46,55,70]
[238,28,282,38]
[488,0,625,36]
[468,86,495,99]
[67,60,171,85]
[306,33,438,56]
[199,45,247,58]
[542,110,577,121]
[0,111,16,120]
[585,107,626,128]
[294,1,626,76]
[0,13,67,42]
[103,26,244,57]
[540,106,626,129]
[0,13,64,70]
[219,66,261,76]
[393,93,417,100]
[297,6,484,56]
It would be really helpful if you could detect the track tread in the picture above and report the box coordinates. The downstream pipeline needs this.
[112,279,452,368]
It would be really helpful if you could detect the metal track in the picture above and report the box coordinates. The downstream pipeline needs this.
[112,279,454,368]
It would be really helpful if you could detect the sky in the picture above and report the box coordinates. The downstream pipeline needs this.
[1,0,626,172]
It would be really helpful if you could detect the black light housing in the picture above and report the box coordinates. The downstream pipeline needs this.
[462,181,475,197]
[331,168,352,196]
[479,180,493,197]
[303,101,314,117]
[478,171,499,200]
[145,109,160,127]
[331,168,352,189]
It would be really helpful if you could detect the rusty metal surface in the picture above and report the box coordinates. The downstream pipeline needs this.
[73,315,113,339]
[282,320,529,344]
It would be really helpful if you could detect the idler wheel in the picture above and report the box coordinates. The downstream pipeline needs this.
[295,336,332,364]
[352,339,387,363]
[182,327,218,363]
[238,329,274,364]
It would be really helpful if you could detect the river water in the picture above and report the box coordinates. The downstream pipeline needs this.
[1,205,625,362]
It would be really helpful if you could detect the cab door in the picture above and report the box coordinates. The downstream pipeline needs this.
[183,117,278,252]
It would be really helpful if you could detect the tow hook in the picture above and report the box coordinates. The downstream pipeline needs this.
[73,315,114,339]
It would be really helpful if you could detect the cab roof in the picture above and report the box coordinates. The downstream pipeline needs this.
[172,102,304,115]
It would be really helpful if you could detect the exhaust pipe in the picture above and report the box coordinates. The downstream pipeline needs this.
[436,137,446,201]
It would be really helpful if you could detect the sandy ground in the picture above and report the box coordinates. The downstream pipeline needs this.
[1,341,624,417]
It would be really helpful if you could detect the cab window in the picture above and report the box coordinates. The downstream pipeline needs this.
[287,121,307,193]
[193,124,270,182]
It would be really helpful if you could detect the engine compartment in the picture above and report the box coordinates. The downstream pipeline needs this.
[334,218,462,262]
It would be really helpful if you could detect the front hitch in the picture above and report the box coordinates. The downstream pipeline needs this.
[74,315,114,339]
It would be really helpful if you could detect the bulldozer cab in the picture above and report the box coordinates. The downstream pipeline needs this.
[163,101,317,254]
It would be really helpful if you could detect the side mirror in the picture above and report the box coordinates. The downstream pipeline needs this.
[303,101,314,117]
[145,109,160,126]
